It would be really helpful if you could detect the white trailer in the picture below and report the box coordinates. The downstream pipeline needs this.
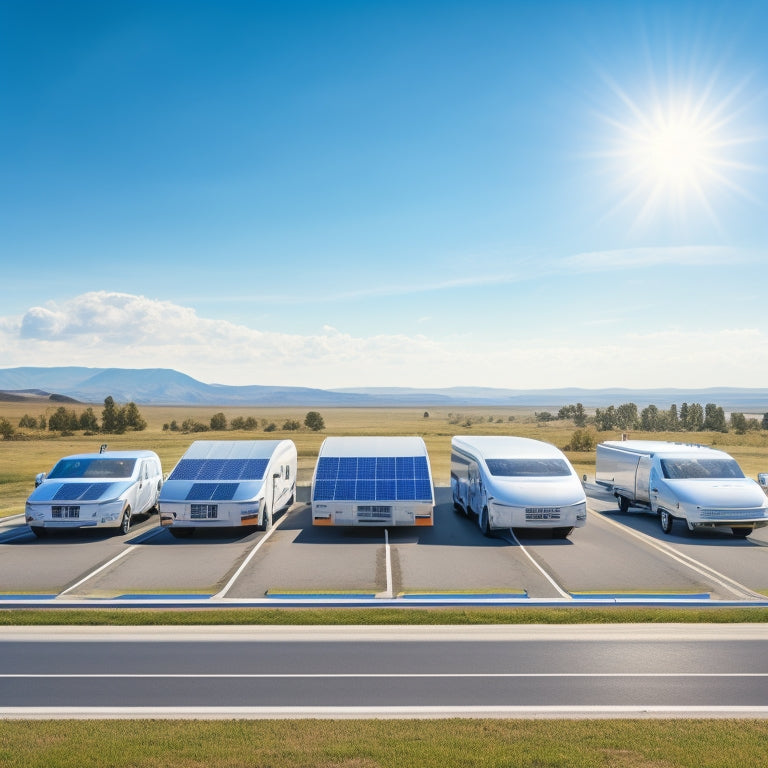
[311,436,434,527]
[158,440,296,538]
[451,436,587,538]
[25,449,163,537]
[596,440,768,536]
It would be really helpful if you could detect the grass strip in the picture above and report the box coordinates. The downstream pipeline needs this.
[1,606,768,625]
[0,719,767,768]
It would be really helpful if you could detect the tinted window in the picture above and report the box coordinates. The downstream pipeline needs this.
[660,458,744,480]
[48,458,137,479]
[485,459,571,477]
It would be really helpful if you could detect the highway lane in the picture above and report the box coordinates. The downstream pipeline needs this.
[2,625,768,716]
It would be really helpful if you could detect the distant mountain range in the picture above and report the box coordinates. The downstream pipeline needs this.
[1,367,767,409]
[0,367,768,413]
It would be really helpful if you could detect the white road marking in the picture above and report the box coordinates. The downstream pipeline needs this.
[588,505,763,600]
[57,548,136,598]
[1,672,767,679]
[3,705,768,720]
[503,529,571,599]
[377,528,394,599]
[213,510,289,599]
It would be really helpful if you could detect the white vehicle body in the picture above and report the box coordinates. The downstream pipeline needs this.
[25,450,163,536]
[451,436,587,538]
[595,440,768,536]
[311,436,434,527]
[158,440,296,536]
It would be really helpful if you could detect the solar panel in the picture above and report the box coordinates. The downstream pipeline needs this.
[52,483,109,501]
[313,455,432,502]
[186,483,239,501]
[170,458,268,482]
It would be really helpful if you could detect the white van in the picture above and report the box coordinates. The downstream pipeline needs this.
[25,450,163,537]
[451,436,587,538]
[158,440,297,537]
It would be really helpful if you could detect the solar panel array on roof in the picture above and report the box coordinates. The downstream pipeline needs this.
[168,458,268,482]
[313,456,432,502]
[53,483,109,502]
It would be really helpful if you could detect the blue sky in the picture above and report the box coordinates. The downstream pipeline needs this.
[2,0,767,389]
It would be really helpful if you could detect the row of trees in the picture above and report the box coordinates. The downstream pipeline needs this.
[3,397,147,439]
[545,402,768,435]
[162,411,326,434]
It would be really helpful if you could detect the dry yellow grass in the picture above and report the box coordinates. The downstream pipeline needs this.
[2,402,768,518]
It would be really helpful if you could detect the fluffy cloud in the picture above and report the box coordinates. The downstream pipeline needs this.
[2,291,767,389]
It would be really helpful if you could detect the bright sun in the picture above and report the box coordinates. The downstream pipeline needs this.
[598,78,758,229]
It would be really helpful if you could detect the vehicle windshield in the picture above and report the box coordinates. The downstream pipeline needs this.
[48,458,137,479]
[659,458,744,480]
[485,458,571,477]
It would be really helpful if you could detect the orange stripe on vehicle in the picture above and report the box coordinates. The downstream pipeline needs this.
[313,518,333,526]
[414,517,433,526]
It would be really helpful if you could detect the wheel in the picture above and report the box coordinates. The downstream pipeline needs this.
[30,526,47,538]
[659,508,673,534]
[731,526,753,538]
[116,507,131,536]
[617,495,630,513]
[552,527,573,539]
[481,507,492,537]
[169,527,195,538]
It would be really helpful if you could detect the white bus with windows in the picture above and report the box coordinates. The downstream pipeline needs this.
[158,439,296,537]
[451,436,587,538]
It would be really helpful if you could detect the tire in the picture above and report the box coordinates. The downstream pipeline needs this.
[116,506,131,536]
[30,526,47,538]
[659,508,673,534]
[552,527,573,539]
[481,507,492,537]
[732,526,753,538]
[617,495,630,513]
[169,527,195,539]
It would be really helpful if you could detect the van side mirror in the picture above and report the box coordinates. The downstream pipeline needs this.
[34,472,46,487]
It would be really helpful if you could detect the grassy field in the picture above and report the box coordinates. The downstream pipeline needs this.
[3,402,768,519]
[0,719,766,767]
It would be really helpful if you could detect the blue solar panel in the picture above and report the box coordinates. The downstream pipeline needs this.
[186,483,239,501]
[53,483,92,501]
[312,455,432,502]
[376,457,396,479]
[170,458,268,482]
[80,484,109,501]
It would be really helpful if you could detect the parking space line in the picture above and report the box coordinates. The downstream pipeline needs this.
[502,530,571,599]
[214,511,289,599]
[58,547,136,598]
[587,505,763,600]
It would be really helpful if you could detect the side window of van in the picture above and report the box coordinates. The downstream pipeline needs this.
[285,465,290,480]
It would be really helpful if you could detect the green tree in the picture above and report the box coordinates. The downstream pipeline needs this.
[615,403,639,430]
[210,412,228,431]
[640,404,660,431]
[667,404,679,431]
[730,412,748,435]
[0,418,15,440]
[48,406,78,432]
[564,429,595,451]
[573,403,587,427]
[79,407,99,432]
[282,419,301,431]
[264,422,277,432]
[123,402,147,431]
[304,411,325,431]
[685,403,704,431]
[102,396,119,433]
[18,414,38,429]
[703,403,727,432]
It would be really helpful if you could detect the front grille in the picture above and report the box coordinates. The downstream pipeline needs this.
[357,505,392,521]
[525,507,561,521]
[190,504,218,519]
[51,506,80,519]
[699,509,764,520]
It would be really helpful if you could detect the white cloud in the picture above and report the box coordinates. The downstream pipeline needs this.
[2,291,767,389]
[561,245,745,273]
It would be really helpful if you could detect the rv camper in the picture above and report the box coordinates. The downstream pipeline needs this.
[159,440,296,537]
[451,435,587,538]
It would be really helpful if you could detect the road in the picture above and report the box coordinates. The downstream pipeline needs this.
[2,625,768,717]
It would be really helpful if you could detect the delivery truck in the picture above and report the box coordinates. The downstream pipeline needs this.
[595,440,768,537]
